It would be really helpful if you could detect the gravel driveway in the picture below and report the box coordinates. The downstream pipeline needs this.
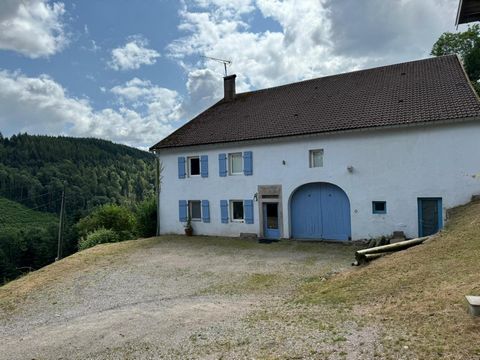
[0,236,377,359]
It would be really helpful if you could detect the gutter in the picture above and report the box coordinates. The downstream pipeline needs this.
[150,115,480,154]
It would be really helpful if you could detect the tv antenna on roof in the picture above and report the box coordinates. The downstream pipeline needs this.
[202,56,232,77]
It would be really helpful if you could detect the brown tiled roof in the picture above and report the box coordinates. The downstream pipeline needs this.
[151,55,480,150]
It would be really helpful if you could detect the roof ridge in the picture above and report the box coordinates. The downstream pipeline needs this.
[235,55,458,97]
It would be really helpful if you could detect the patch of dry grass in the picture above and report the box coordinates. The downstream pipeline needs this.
[199,273,285,296]
[296,200,480,359]
[0,237,158,311]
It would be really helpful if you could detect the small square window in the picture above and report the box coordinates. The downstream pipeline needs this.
[189,200,201,220]
[309,149,324,168]
[230,200,244,221]
[372,201,386,214]
[229,153,243,175]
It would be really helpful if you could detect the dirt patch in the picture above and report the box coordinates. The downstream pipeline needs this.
[0,236,363,359]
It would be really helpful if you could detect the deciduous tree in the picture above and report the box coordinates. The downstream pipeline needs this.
[431,24,480,95]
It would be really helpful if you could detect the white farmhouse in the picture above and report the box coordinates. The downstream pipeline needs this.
[150,55,480,241]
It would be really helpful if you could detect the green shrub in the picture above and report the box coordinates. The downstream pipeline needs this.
[135,197,157,237]
[78,228,120,250]
[75,204,136,241]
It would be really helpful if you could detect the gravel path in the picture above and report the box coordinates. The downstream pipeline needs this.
[0,236,379,359]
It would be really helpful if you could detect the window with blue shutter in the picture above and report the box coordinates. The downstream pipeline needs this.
[178,157,186,179]
[179,200,187,222]
[244,199,254,224]
[243,151,253,176]
[220,200,229,223]
[202,200,210,223]
[200,155,208,178]
[219,153,227,177]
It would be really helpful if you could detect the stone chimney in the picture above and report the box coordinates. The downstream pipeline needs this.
[223,74,236,101]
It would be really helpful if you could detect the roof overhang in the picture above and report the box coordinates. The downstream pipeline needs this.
[152,116,480,154]
[456,0,480,26]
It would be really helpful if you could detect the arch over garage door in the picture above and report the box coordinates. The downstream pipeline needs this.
[290,182,351,241]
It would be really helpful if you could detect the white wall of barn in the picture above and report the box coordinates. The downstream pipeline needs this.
[155,120,480,240]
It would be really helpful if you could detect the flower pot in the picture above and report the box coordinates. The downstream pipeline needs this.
[185,227,193,236]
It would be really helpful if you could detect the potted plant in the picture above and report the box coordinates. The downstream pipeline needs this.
[184,215,193,236]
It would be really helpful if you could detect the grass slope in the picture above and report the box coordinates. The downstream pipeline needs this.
[298,199,480,358]
[0,196,58,232]
[1,201,479,358]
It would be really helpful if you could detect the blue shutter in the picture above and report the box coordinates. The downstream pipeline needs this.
[179,200,187,222]
[200,155,208,178]
[220,200,229,223]
[178,157,186,179]
[202,200,210,223]
[244,200,254,224]
[243,151,253,176]
[219,153,227,177]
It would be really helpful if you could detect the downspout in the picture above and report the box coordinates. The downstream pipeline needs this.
[152,150,161,236]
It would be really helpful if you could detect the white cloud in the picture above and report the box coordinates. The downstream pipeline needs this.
[168,0,368,117]
[110,78,184,121]
[0,0,67,58]
[109,36,161,71]
[0,70,182,149]
[0,0,461,149]
[325,0,455,61]
[168,0,459,120]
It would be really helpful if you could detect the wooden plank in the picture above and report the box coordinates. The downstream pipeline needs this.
[355,237,428,264]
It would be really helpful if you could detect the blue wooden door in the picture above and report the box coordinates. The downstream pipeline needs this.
[418,198,442,237]
[291,183,351,241]
[263,203,280,239]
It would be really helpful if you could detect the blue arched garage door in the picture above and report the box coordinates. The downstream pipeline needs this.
[290,183,351,241]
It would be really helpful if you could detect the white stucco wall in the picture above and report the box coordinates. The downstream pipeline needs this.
[155,120,480,240]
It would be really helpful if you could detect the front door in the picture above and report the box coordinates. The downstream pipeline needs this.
[418,198,443,237]
[263,203,280,239]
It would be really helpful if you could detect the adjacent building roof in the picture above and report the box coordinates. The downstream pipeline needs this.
[456,0,480,25]
[151,55,480,150]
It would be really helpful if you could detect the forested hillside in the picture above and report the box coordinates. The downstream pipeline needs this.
[0,196,58,231]
[0,133,157,283]
[0,196,59,282]
[0,133,155,215]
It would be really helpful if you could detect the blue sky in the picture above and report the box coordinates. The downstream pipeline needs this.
[0,0,463,149]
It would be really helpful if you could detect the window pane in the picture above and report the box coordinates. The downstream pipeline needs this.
[373,201,386,213]
[311,149,323,167]
[230,153,243,174]
[232,201,244,220]
[190,157,200,175]
[190,201,201,219]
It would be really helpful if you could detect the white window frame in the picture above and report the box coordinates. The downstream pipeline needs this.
[230,200,244,222]
[229,152,243,175]
[188,200,202,221]
[309,149,324,168]
[187,156,201,177]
